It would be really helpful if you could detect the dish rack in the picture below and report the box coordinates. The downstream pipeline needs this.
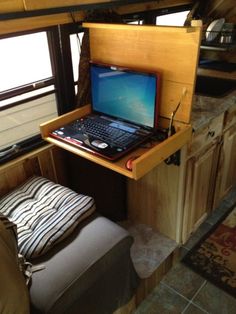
[201,28,236,50]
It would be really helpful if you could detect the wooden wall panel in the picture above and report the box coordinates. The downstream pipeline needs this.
[0,12,84,36]
[206,0,236,21]
[85,23,201,124]
[0,145,68,197]
[23,0,113,11]
[127,160,181,240]
[0,0,192,14]
[0,0,25,13]
[0,1,193,36]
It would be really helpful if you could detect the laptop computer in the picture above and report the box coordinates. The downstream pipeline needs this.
[49,62,161,161]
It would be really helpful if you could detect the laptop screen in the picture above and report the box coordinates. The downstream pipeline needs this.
[90,63,159,129]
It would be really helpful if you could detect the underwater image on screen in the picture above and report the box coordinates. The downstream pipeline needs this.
[90,64,158,128]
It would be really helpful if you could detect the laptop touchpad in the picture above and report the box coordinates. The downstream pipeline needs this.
[91,140,108,149]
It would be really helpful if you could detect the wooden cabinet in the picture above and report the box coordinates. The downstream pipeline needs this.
[182,113,224,242]
[213,123,236,208]
[182,139,221,242]
[182,104,236,242]
[127,106,236,244]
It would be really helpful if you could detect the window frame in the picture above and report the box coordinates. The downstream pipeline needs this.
[122,4,192,25]
[0,27,59,161]
[153,4,192,25]
[0,23,84,163]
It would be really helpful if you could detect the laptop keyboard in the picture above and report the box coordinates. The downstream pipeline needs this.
[70,117,141,148]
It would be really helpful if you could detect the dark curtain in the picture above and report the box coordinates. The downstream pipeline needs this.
[76,28,91,108]
[184,0,212,26]
[76,10,123,108]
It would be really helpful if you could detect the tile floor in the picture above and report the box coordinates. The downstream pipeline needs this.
[134,187,236,314]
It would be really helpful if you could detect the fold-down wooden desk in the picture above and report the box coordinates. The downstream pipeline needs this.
[41,23,200,180]
[40,105,192,180]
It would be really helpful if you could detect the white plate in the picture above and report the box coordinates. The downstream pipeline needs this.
[205,18,225,42]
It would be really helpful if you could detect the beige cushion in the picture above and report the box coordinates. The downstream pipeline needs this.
[0,176,95,259]
[0,214,30,314]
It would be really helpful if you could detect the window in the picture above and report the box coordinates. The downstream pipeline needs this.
[0,31,55,108]
[0,32,52,92]
[156,10,190,26]
[127,20,144,25]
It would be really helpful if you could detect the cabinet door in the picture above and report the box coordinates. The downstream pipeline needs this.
[182,142,220,242]
[214,124,236,207]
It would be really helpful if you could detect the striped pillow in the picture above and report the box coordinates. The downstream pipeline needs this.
[0,176,95,259]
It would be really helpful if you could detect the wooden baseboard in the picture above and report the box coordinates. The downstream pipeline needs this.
[113,297,136,314]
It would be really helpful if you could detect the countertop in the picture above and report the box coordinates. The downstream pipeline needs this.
[197,68,236,81]
[191,90,236,131]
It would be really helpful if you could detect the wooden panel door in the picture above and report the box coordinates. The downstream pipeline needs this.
[213,124,236,208]
[182,141,220,242]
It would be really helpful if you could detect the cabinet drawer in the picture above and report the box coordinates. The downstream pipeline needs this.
[188,113,224,156]
[224,104,236,131]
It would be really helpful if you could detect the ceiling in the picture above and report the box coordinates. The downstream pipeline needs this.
[1,0,235,22]
[0,0,235,36]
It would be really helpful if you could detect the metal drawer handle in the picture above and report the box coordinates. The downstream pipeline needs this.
[208,131,215,137]
[0,144,20,157]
